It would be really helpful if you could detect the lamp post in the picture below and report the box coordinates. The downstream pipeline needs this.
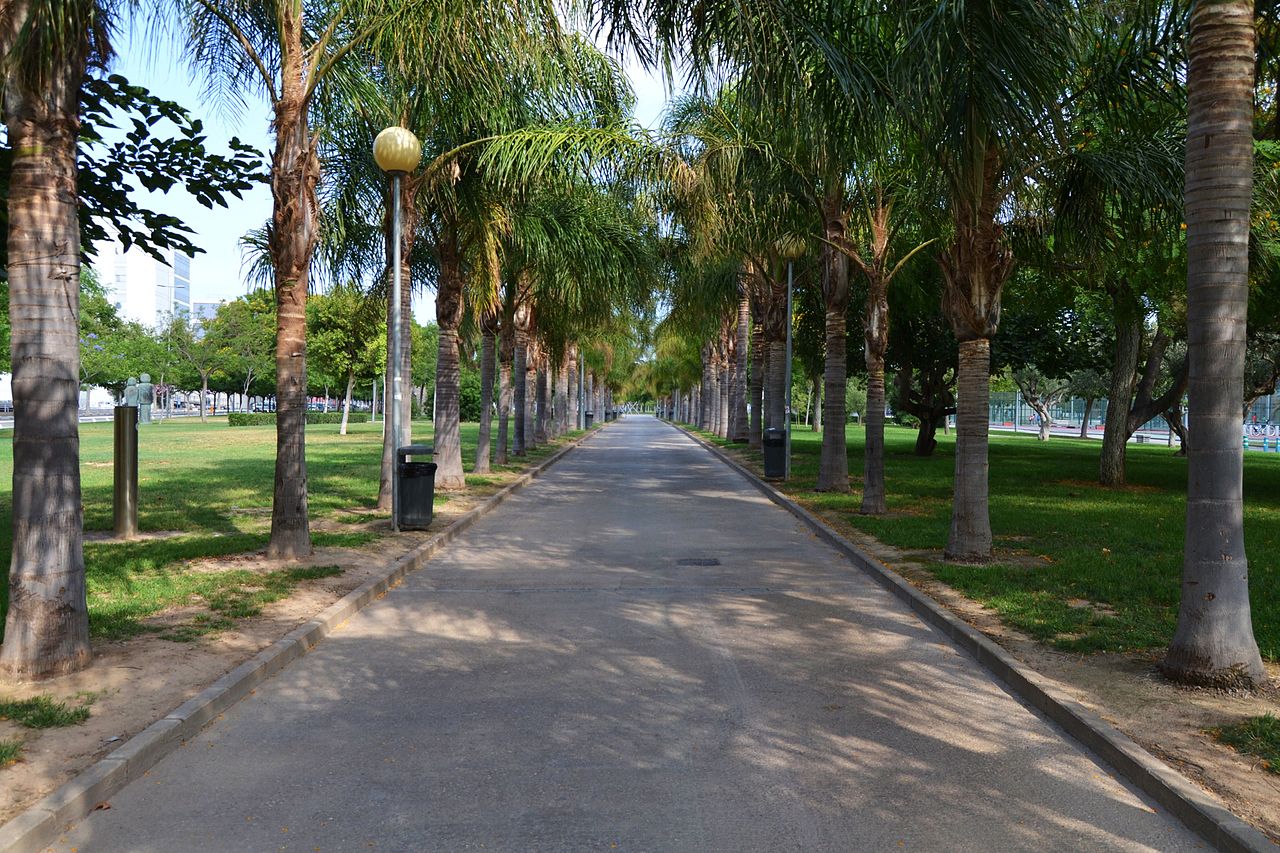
[374,126,422,532]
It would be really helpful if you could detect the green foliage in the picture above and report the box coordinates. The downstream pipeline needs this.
[308,284,386,396]
[0,695,90,729]
[206,290,275,397]
[458,365,482,422]
[0,739,20,766]
[1214,715,1280,774]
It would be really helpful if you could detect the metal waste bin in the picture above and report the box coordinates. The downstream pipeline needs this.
[763,427,787,478]
[585,411,594,427]
[397,444,437,530]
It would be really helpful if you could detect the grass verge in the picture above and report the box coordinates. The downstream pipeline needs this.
[1214,715,1280,773]
[0,419,579,643]
[692,421,1280,660]
[0,740,20,766]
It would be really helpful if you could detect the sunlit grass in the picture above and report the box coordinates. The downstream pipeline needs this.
[0,695,91,729]
[0,418,562,642]
[706,422,1280,660]
[0,740,21,766]
[1214,714,1280,774]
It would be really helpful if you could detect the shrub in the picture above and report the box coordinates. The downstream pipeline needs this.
[228,412,371,427]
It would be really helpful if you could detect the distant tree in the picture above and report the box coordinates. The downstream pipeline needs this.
[207,292,275,409]
[308,284,385,435]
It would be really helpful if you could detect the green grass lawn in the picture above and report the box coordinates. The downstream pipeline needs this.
[0,418,578,642]
[706,423,1280,661]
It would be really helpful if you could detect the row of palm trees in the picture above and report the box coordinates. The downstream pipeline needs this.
[0,0,656,678]
[0,0,1266,694]
[635,0,1266,689]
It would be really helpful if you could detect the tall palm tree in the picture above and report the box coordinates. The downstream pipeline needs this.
[0,0,118,677]
[181,0,418,557]
[1161,0,1266,688]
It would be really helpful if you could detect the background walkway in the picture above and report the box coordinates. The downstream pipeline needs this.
[56,417,1201,851]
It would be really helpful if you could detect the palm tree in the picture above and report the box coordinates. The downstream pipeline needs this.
[180,0,422,557]
[0,0,118,677]
[1161,0,1266,688]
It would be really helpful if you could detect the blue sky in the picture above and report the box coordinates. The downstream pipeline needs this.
[109,21,677,324]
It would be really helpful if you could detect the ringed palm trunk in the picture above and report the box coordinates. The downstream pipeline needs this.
[513,332,528,456]
[766,341,786,431]
[474,318,496,473]
[431,231,466,491]
[524,345,538,448]
[940,175,1011,562]
[535,360,549,444]
[731,294,749,442]
[555,361,569,437]
[749,318,764,448]
[266,83,320,560]
[860,267,889,511]
[496,317,514,465]
[0,60,92,678]
[568,347,579,430]
[1162,0,1265,688]
[948,339,994,560]
[717,347,730,439]
[818,208,852,493]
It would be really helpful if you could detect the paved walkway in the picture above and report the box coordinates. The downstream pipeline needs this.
[56,417,1202,851]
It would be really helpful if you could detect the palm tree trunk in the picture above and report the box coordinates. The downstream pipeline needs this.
[861,358,891,514]
[432,231,466,490]
[513,333,527,456]
[340,368,354,435]
[812,378,822,432]
[1100,297,1142,485]
[524,345,538,448]
[266,80,318,560]
[767,341,787,431]
[749,319,764,448]
[496,317,514,465]
[535,362,550,444]
[474,323,496,473]
[555,360,569,437]
[1162,0,1265,688]
[946,339,993,560]
[717,350,730,438]
[819,306,851,493]
[731,295,749,441]
[0,65,91,678]
[568,347,579,430]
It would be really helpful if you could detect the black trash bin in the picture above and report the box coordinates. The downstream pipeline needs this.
[762,427,787,478]
[585,411,594,427]
[397,444,437,530]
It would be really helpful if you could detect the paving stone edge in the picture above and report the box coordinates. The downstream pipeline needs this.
[673,421,1274,853]
[0,424,609,853]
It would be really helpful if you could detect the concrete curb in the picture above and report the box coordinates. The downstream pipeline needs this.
[670,421,1274,853]
[0,425,608,853]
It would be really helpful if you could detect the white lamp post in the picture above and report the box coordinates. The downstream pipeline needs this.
[374,126,422,532]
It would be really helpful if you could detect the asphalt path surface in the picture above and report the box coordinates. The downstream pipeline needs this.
[55,416,1204,851]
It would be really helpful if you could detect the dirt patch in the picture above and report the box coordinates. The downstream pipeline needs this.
[0,451,557,828]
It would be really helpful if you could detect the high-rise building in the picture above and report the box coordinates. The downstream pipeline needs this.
[94,230,193,328]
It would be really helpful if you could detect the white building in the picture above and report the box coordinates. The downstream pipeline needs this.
[94,230,193,329]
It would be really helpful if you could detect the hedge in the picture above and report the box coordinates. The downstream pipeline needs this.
[228,411,372,427]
